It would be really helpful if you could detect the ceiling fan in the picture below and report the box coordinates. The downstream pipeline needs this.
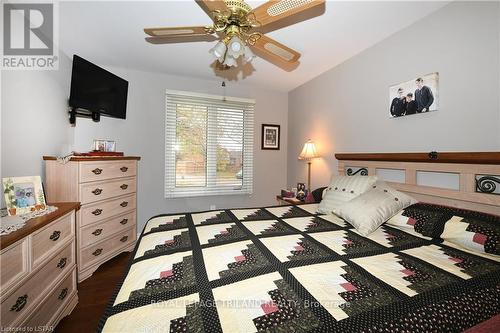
[144,0,325,71]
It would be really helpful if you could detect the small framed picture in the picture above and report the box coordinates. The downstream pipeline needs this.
[2,176,47,216]
[261,124,280,150]
[296,182,307,200]
[389,72,439,118]
[93,139,116,152]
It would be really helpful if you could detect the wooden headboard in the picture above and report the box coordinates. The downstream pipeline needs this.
[335,152,500,216]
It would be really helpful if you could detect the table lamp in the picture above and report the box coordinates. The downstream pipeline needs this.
[298,139,319,192]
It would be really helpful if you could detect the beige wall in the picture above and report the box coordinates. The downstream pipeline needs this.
[1,52,73,183]
[1,61,288,230]
[70,67,288,229]
[287,1,500,190]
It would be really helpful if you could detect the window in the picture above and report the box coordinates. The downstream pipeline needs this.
[165,90,254,198]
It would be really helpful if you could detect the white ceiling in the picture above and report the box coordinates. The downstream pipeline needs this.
[59,1,450,92]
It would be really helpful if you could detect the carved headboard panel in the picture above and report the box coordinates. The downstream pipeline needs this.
[335,152,500,216]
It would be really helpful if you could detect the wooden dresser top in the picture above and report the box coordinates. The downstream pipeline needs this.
[43,156,141,161]
[1,202,80,250]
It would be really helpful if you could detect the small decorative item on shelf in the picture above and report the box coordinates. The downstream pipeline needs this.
[280,189,295,198]
[2,176,47,216]
[305,192,315,203]
[296,183,307,201]
[93,139,116,152]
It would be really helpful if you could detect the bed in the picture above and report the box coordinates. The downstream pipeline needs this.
[97,152,500,332]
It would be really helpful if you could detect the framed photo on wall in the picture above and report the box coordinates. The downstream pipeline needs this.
[389,72,439,118]
[261,124,280,150]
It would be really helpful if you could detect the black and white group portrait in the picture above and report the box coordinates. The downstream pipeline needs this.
[389,72,439,118]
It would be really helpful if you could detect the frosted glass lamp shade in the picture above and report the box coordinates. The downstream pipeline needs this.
[209,41,227,61]
[243,46,255,62]
[227,36,244,58]
[223,55,237,67]
[298,140,318,160]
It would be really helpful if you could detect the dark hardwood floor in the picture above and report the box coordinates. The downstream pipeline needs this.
[56,252,132,333]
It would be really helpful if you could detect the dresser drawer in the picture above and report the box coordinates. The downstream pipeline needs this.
[79,160,137,183]
[81,228,135,269]
[80,211,136,248]
[31,212,74,268]
[1,239,29,294]
[79,177,136,205]
[79,194,136,227]
[1,241,74,327]
[23,268,76,329]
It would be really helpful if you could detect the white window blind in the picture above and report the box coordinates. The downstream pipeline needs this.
[165,90,254,198]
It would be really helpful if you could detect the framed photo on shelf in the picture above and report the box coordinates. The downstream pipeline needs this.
[296,182,307,200]
[261,124,280,150]
[2,176,47,216]
[93,139,116,152]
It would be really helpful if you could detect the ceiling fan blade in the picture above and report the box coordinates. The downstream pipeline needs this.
[195,0,229,17]
[250,0,325,30]
[144,26,212,37]
[251,34,300,71]
[146,35,218,44]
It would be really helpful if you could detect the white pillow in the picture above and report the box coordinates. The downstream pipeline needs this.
[317,175,378,214]
[334,182,417,236]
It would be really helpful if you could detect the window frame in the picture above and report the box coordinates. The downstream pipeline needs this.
[165,90,255,198]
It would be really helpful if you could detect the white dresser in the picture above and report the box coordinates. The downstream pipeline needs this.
[0,203,79,330]
[44,156,140,282]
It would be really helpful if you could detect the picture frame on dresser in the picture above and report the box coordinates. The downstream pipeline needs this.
[43,155,140,282]
[2,176,47,216]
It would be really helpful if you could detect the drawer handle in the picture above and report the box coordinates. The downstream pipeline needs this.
[92,228,103,236]
[120,219,128,225]
[120,201,128,208]
[10,295,28,312]
[93,248,103,256]
[92,188,103,195]
[58,288,68,300]
[91,209,103,216]
[57,257,67,269]
[120,166,128,172]
[120,184,128,190]
[92,168,103,175]
[120,236,128,243]
[50,230,61,241]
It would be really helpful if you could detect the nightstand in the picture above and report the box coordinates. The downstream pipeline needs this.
[276,195,304,206]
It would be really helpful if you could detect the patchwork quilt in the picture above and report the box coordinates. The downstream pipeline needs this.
[98,203,500,333]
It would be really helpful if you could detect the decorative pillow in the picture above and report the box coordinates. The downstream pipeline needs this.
[387,203,453,238]
[334,182,417,236]
[441,215,500,256]
[317,175,378,214]
[311,186,328,203]
[387,203,500,249]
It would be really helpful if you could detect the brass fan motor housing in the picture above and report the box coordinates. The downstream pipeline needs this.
[212,0,260,35]
[224,0,252,15]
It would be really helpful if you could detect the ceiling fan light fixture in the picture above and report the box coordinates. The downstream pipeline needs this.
[223,55,237,67]
[209,41,227,61]
[243,45,255,62]
[227,36,245,58]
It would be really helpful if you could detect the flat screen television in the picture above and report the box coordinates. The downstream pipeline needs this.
[69,55,128,121]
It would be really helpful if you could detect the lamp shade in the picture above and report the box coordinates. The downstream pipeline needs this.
[227,36,244,58]
[243,45,255,62]
[298,140,318,160]
[209,41,227,62]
